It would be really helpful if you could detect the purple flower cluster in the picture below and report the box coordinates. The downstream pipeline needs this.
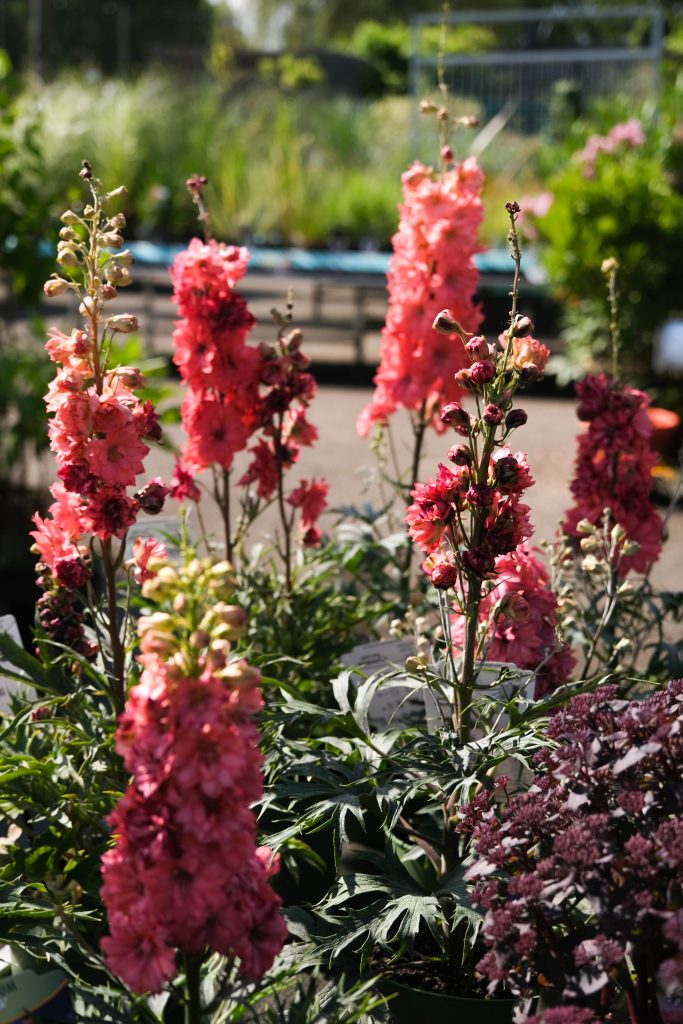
[464,681,683,1020]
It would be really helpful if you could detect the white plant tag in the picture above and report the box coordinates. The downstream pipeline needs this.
[340,638,424,731]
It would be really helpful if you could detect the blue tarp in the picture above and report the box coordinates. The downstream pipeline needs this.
[126,241,541,279]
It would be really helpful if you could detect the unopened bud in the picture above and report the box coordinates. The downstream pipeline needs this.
[44,277,70,297]
[60,210,80,225]
[109,213,126,229]
[101,232,123,250]
[447,444,472,466]
[220,660,261,688]
[511,314,534,338]
[576,519,596,535]
[79,159,93,180]
[116,249,134,267]
[56,248,79,267]
[433,309,469,336]
[440,144,454,163]
[505,408,528,430]
[499,592,530,623]
[106,185,128,199]
[601,257,618,275]
[108,314,139,334]
[99,283,117,301]
[419,100,437,113]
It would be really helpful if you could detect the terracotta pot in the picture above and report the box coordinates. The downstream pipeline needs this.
[647,407,682,458]
[381,978,516,1024]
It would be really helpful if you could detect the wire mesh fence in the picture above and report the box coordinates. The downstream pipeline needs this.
[409,6,664,160]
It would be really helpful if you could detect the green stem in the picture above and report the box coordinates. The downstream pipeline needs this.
[184,953,202,1024]
[101,537,125,713]
[400,400,428,586]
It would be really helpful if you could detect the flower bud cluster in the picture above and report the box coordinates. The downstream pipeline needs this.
[101,546,286,994]
[563,373,662,575]
[357,158,484,437]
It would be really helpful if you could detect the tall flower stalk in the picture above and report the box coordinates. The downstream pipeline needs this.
[406,204,566,738]
[101,545,287,1011]
[32,162,167,710]
[171,180,327,580]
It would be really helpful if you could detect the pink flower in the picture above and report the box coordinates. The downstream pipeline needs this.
[181,397,251,471]
[287,478,329,530]
[131,537,168,585]
[85,422,149,486]
[169,458,201,504]
[101,914,176,995]
[450,544,575,697]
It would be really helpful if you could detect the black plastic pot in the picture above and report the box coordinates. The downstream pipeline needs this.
[382,979,516,1024]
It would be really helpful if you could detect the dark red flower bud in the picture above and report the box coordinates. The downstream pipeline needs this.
[483,403,504,425]
[440,145,454,163]
[135,478,169,515]
[494,455,520,487]
[55,557,91,590]
[505,408,528,429]
[462,547,495,577]
[466,335,490,360]
[505,201,520,215]
[429,562,459,589]
[466,483,495,507]
[441,402,471,435]
[469,361,496,386]
[447,444,472,466]
[519,363,541,384]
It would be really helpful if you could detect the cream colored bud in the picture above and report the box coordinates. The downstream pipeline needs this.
[622,540,640,557]
[79,295,100,317]
[581,554,599,573]
[576,519,596,535]
[43,277,70,297]
[108,314,139,334]
[101,232,123,249]
[601,257,618,275]
[116,249,134,267]
[83,205,95,217]
[173,592,187,613]
[99,283,117,301]
[106,185,128,200]
[59,226,78,241]
[219,660,261,688]
[56,248,79,268]
[580,536,598,552]
[109,213,126,229]
[610,523,626,545]
[105,263,132,286]
[60,210,80,225]
[138,612,175,634]
[405,655,427,673]
[419,99,438,113]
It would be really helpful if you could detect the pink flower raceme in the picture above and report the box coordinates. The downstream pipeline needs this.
[450,544,575,698]
[358,158,484,437]
[578,119,645,178]
[101,556,287,995]
[563,373,662,575]
[32,173,167,671]
[171,239,260,478]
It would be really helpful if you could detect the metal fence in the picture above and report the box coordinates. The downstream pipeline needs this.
[409,6,664,158]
